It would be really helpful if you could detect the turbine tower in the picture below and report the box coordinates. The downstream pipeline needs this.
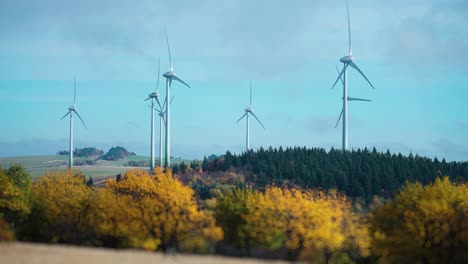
[145,57,163,171]
[334,66,372,129]
[162,31,190,168]
[156,98,172,167]
[331,2,375,151]
[60,77,87,168]
[236,81,265,151]
[152,95,173,168]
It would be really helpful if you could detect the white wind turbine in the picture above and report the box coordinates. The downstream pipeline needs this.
[162,31,190,168]
[60,77,87,168]
[331,2,375,151]
[145,57,163,171]
[236,81,265,151]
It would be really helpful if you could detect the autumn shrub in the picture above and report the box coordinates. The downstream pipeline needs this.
[214,188,255,255]
[370,177,468,263]
[95,169,223,252]
[0,165,31,239]
[27,170,99,244]
[215,186,370,261]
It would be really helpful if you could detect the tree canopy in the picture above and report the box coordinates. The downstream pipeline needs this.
[102,146,135,161]
[370,177,468,263]
[202,147,468,201]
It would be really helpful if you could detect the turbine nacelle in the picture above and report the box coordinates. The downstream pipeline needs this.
[340,55,354,64]
[163,71,176,78]
[149,92,159,98]
[245,107,253,113]
[68,105,76,111]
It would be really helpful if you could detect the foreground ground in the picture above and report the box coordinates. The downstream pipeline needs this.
[0,243,290,264]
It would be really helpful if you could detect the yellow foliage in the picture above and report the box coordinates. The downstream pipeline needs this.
[0,168,30,220]
[96,169,222,252]
[31,169,97,243]
[215,186,369,261]
[242,187,369,260]
[370,177,468,263]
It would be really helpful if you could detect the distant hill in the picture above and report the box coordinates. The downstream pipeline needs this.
[0,155,189,179]
[202,147,468,201]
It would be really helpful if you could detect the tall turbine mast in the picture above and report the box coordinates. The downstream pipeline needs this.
[60,77,87,168]
[162,31,191,169]
[145,57,163,171]
[331,3,375,151]
[236,81,265,151]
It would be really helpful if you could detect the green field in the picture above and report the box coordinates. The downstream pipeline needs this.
[0,155,191,179]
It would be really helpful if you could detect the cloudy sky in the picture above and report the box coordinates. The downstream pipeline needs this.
[1,0,467,160]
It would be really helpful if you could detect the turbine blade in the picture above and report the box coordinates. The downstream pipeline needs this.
[348,97,372,102]
[250,111,265,129]
[156,56,160,93]
[60,111,71,120]
[332,65,346,89]
[155,96,163,110]
[165,30,173,71]
[73,77,76,105]
[170,95,175,104]
[250,80,252,107]
[172,75,191,88]
[349,61,375,89]
[73,110,87,129]
[154,108,162,114]
[335,109,343,128]
[347,1,352,56]
[161,96,167,110]
[144,97,151,101]
[336,66,344,86]
[236,112,248,123]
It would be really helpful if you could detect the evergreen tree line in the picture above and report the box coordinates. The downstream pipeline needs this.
[201,147,468,201]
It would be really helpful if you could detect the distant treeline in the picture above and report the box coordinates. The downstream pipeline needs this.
[58,146,135,161]
[103,146,136,161]
[201,147,468,201]
[57,147,104,157]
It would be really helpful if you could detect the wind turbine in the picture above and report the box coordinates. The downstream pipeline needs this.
[162,31,190,168]
[236,81,265,151]
[60,77,87,168]
[331,2,375,151]
[145,57,163,171]
[148,93,174,169]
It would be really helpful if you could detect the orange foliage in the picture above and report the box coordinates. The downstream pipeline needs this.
[0,218,14,241]
[96,169,222,252]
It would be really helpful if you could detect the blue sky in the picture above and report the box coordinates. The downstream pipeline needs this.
[0,0,467,161]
